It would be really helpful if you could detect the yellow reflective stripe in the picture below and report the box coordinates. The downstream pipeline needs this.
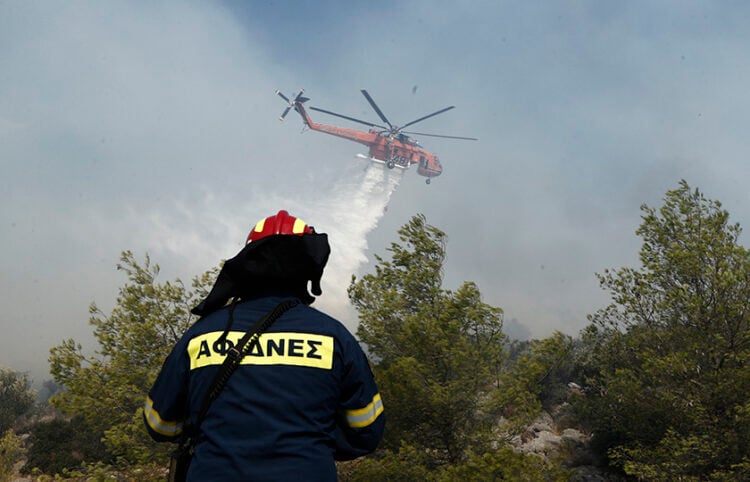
[345,393,384,428]
[292,218,307,234]
[187,331,334,370]
[143,396,183,437]
[253,218,306,235]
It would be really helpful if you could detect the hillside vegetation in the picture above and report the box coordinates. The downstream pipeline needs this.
[2,180,749,481]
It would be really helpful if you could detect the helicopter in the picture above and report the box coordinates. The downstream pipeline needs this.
[275,89,477,184]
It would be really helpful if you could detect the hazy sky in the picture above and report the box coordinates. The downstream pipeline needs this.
[3,1,750,383]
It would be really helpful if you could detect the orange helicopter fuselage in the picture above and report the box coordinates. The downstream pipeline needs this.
[294,103,442,180]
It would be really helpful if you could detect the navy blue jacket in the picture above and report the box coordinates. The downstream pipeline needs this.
[144,295,384,481]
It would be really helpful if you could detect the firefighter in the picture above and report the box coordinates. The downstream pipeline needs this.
[144,210,384,481]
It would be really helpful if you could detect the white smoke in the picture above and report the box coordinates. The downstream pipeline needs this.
[92,159,403,333]
[264,162,403,329]
[314,162,403,325]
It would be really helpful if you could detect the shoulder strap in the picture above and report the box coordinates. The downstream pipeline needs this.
[193,298,300,430]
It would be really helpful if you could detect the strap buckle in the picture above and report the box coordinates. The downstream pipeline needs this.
[227,346,242,360]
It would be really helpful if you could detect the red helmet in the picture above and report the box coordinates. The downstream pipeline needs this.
[246,210,314,244]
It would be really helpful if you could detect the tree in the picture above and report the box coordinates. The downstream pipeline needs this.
[579,180,750,480]
[348,214,507,465]
[48,251,217,466]
[0,368,34,434]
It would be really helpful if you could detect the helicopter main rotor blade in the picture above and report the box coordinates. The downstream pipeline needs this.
[400,106,455,130]
[309,106,386,129]
[294,90,308,103]
[276,90,290,102]
[402,130,479,141]
[360,90,393,130]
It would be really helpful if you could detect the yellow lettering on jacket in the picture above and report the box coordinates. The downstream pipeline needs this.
[187,331,334,370]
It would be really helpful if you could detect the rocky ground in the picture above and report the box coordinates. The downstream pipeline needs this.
[511,406,628,481]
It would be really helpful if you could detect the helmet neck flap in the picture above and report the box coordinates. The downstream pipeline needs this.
[192,213,330,317]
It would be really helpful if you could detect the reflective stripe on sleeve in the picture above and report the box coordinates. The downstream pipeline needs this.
[345,393,384,428]
[144,396,184,437]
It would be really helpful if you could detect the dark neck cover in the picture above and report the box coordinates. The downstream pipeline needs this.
[192,233,330,317]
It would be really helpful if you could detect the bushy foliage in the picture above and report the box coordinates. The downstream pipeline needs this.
[579,180,750,479]
[438,447,569,481]
[21,417,109,475]
[339,444,568,481]
[0,368,34,433]
[0,429,24,482]
[488,332,577,437]
[47,251,217,466]
[337,443,432,481]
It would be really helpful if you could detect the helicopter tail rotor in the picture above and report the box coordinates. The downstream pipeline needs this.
[276,89,309,121]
